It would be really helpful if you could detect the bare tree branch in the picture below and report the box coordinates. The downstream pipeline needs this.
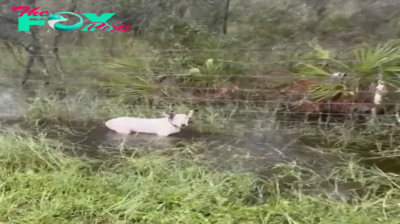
[4,42,26,67]
[22,25,50,87]
[51,0,79,79]
[222,0,230,34]
[0,0,50,88]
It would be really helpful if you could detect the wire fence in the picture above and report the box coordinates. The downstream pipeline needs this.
[0,72,399,101]
[0,56,392,64]
[1,71,397,81]
[3,88,400,135]
[0,46,346,51]
[1,47,400,129]
[9,87,400,119]
[0,56,375,67]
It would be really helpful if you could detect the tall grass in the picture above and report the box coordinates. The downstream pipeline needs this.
[0,131,399,223]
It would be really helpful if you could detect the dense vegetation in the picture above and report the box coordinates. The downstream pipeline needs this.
[0,0,400,222]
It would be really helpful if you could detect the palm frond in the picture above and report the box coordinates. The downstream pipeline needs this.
[311,83,346,100]
[295,62,331,77]
[350,42,400,76]
[94,53,161,102]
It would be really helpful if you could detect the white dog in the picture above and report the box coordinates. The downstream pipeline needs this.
[105,110,194,137]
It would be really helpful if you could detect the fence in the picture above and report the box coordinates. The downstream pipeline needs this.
[1,46,400,130]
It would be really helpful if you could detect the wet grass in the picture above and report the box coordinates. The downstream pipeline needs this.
[1,113,400,223]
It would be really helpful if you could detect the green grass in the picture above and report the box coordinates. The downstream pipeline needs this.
[0,132,399,223]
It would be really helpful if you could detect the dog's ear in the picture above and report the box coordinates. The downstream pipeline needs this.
[187,110,194,118]
[169,114,175,120]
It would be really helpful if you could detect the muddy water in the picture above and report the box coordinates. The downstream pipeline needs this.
[6,119,364,201]
[2,118,394,202]
[36,120,339,170]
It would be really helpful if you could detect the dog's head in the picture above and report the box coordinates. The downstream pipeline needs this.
[162,110,194,128]
[330,72,347,83]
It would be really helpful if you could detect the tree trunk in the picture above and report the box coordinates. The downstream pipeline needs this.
[222,0,230,34]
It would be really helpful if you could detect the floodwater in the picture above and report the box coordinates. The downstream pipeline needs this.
[0,83,394,202]
[3,118,372,202]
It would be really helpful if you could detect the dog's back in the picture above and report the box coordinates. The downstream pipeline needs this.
[105,117,167,134]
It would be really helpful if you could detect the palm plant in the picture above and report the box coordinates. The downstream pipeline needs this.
[294,40,400,102]
[94,41,167,105]
[186,58,229,85]
[348,41,400,88]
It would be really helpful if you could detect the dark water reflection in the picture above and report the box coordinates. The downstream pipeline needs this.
[3,119,399,174]
[2,119,397,202]
[38,121,339,170]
